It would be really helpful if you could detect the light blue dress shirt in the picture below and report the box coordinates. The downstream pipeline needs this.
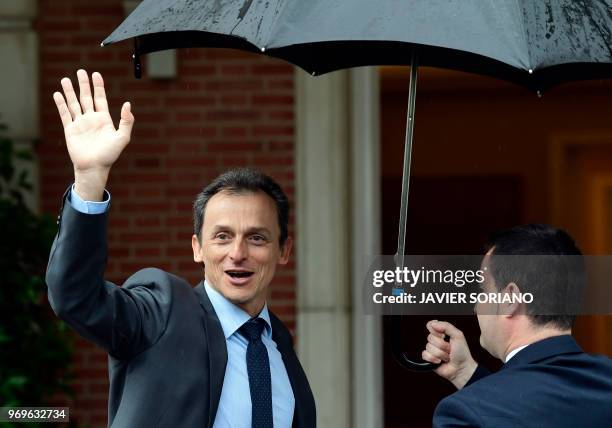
[204,282,294,428]
[68,187,295,427]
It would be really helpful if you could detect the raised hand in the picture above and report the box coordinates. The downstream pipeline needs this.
[422,320,478,390]
[53,69,134,201]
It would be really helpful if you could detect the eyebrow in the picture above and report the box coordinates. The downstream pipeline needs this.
[210,225,273,236]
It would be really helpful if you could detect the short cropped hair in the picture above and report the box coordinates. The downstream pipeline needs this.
[485,224,585,330]
[192,168,289,246]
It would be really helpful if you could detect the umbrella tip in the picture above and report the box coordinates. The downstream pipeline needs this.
[100,42,105,47]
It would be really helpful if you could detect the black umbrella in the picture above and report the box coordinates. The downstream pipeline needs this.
[102,0,612,371]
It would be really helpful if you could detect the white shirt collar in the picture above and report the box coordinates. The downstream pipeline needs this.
[204,281,272,340]
[505,344,529,363]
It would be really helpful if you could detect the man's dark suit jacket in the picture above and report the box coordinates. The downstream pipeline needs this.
[45,194,316,427]
[433,335,612,427]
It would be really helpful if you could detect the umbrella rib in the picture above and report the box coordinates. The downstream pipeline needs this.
[516,0,535,71]
[262,0,293,49]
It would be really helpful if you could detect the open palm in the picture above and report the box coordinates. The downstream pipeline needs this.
[54,70,134,172]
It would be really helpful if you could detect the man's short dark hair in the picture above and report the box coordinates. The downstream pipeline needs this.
[193,168,289,246]
[485,224,585,330]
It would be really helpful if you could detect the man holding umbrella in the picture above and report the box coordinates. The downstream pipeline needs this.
[423,224,612,427]
[46,69,316,428]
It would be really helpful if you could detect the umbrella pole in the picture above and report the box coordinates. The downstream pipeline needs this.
[396,50,419,264]
[391,49,439,371]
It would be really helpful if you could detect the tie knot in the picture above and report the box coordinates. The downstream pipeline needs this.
[239,318,267,341]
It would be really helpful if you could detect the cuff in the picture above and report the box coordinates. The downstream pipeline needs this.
[68,184,111,214]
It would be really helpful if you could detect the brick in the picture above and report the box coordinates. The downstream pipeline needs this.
[166,158,216,168]
[268,110,294,120]
[205,49,252,60]
[166,246,193,257]
[134,217,162,227]
[87,51,115,62]
[252,126,294,137]
[164,96,216,107]
[180,65,217,76]
[208,142,261,152]
[120,202,169,213]
[252,95,293,105]
[220,65,248,75]
[133,158,161,168]
[165,126,217,138]
[206,110,261,121]
[42,51,83,63]
[175,112,202,121]
[135,248,162,257]
[42,20,82,32]
[251,64,293,74]
[73,35,104,47]
[268,79,294,90]
[166,216,192,227]
[220,94,248,105]
[205,80,263,91]
[221,127,248,138]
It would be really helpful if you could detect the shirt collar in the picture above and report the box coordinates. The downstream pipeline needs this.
[505,344,529,363]
[204,280,272,340]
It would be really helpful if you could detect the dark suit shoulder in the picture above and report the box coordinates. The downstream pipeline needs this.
[436,351,612,427]
[122,267,192,293]
[433,393,484,427]
[107,268,197,357]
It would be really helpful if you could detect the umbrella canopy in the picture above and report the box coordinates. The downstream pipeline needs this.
[103,0,612,91]
[103,0,612,371]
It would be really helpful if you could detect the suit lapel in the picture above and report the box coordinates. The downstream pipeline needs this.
[271,314,315,428]
[194,282,227,428]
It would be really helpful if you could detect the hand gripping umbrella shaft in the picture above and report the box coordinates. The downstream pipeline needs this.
[392,50,440,372]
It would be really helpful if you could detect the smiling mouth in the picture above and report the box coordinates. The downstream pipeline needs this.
[225,270,254,279]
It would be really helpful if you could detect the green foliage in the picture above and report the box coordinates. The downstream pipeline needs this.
[0,121,74,420]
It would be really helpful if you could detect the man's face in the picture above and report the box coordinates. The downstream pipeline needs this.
[476,249,504,359]
[191,190,292,316]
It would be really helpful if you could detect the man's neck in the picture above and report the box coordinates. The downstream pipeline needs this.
[502,327,571,362]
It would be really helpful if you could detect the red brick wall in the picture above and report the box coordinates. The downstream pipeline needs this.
[37,1,296,425]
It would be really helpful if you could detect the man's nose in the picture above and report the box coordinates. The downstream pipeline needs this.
[229,237,248,261]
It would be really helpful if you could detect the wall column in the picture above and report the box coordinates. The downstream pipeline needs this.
[295,69,351,427]
[295,66,382,427]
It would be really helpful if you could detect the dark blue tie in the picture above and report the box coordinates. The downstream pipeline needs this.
[239,318,273,428]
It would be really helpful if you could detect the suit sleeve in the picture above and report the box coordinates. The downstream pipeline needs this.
[433,394,484,428]
[46,193,172,359]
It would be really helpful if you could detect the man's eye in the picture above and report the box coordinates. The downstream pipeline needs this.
[249,235,267,244]
[215,233,230,240]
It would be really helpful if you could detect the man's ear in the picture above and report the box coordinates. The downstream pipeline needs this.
[502,282,522,317]
[192,234,203,263]
[278,236,293,265]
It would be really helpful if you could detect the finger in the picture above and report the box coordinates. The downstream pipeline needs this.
[430,320,464,340]
[77,69,94,113]
[428,333,451,353]
[426,342,450,362]
[92,72,109,113]
[117,102,134,141]
[53,92,72,128]
[422,349,442,365]
[60,77,82,119]
[426,320,445,338]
